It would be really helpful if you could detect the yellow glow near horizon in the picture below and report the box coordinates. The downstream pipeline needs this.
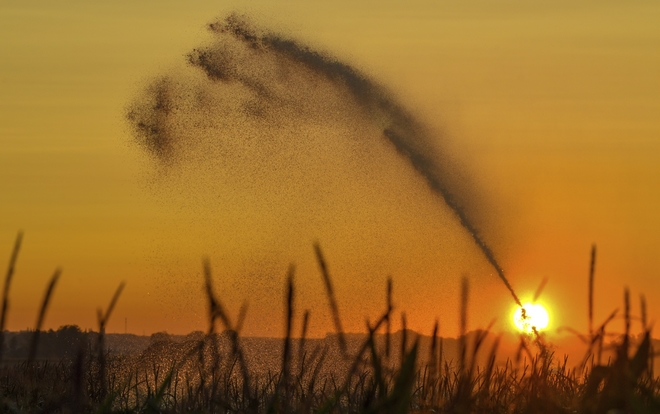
[513,303,549,334]
[0,1,659,336]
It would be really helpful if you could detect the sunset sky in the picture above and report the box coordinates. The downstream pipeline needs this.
[1,0,659,340]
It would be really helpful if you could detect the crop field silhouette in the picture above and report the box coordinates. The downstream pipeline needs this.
[1,233,659,414]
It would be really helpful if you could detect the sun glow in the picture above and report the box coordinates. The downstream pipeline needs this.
[513,303,550,333]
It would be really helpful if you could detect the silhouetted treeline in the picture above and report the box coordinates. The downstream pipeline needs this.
[1,325,161,361]
[2,325,88,360]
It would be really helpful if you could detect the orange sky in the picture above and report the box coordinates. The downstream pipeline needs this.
[1,1,659,342]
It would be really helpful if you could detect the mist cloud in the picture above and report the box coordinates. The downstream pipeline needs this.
[126,14,520,306]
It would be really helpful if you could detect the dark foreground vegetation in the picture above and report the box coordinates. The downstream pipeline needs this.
[1,233,659,413]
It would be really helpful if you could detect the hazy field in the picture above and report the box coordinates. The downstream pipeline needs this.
[1,235,659,413]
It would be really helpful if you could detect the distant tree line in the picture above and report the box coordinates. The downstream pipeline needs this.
[1,326,208,361]
[2,325,88,360]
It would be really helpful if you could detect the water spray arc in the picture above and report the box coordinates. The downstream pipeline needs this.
[127,15,522,307]
[383,129,521,307]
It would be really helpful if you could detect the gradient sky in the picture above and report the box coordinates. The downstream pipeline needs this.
[1,0,659,340]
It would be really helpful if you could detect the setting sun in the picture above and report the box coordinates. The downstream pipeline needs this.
[513,303,550,333]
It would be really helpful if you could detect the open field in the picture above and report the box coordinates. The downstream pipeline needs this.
[1,235,659,413]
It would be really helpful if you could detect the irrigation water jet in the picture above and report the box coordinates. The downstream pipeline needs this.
[127,14,522,307]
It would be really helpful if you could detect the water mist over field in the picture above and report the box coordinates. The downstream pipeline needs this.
[126,14,520,306]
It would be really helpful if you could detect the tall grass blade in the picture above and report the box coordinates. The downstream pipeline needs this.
[277,265,295,410]
[401,312,407,367]
[459,276,468,374]
[298,309,309,369]
[201,258,253,408]
[641,294,647,331]
[624,287,630,353]
[96,282,125,402]
[386,276,392,358]
[314,243,346,354]
[101,282,126,330]
[532,276,548,303]
[0,231,22,362]
[235,300,248,333]
[203,257,231,332]
[589,244,596,337]
[27,268,61,364]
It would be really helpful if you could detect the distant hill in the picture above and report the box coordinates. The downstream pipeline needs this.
[3,325,656,374]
